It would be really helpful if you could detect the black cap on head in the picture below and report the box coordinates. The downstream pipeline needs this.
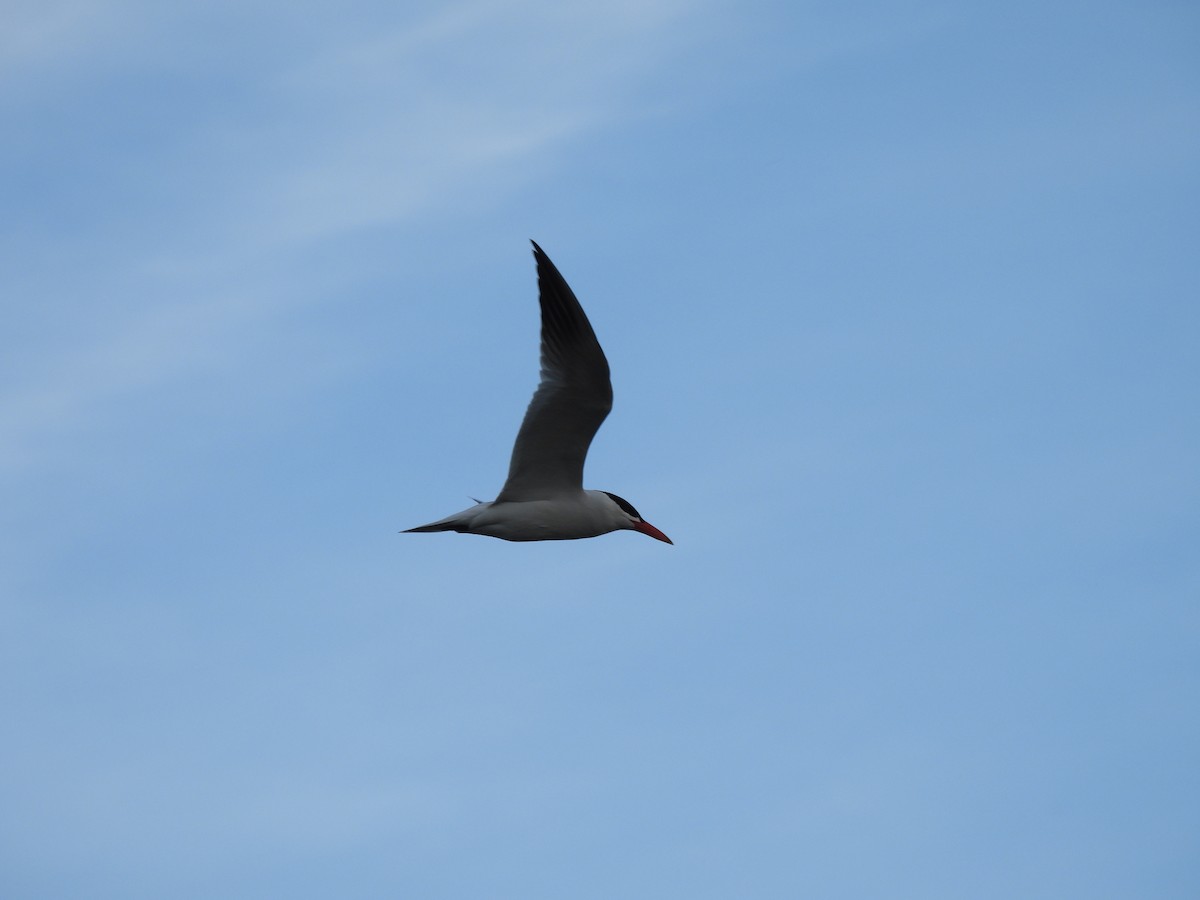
[602,491,642,520]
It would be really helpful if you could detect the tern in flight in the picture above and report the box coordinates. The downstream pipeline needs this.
[404,242,672,544]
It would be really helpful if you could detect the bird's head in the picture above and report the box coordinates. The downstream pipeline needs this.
[601,491,673,544]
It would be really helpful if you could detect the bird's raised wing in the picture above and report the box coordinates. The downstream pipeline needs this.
[495,242,612,502]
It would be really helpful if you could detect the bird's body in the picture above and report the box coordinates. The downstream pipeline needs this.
[406,491,647,542]
[404,242,671,545]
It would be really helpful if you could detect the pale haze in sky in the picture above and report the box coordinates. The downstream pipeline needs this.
[2,1,1198,897]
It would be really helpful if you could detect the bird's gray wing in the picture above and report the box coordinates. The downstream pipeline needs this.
[494,242,612,502]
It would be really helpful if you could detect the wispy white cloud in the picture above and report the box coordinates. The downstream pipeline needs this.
[0,0,721,476]
[0,0,123,78]
[234,0,714,245]
[0,286,285,472]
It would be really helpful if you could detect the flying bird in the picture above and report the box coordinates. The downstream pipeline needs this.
[404,241,672,544]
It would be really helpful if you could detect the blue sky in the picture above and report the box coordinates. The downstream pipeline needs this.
[2,1,1198,897]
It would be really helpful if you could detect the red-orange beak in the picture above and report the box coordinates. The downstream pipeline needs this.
[634,520,673,544]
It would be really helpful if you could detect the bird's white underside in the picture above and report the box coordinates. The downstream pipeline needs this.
[416,490,635,542]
